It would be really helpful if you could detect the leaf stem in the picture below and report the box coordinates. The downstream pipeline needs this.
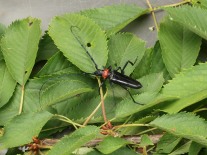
[18,84,25,114]
[153,0,190,10]
[137,127,157,135]
[146,0,190,31]
[193,108,207,113]
[83,90,107,126]
[114,123,150,130]
[146,0,159,31]
[97,77,108,123]
[54,114,84,129]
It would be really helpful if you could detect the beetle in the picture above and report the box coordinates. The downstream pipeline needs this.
[70,26,143,105]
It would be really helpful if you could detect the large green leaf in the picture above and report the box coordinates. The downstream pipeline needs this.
[36,52,79,77]
[115,92,158,118]
[0,111,53,149]
[40,74,94,108]
[0,23,6,60]
[133,48,153,78]
[137,73,164,93]
[115,93,177,119]
[36,32,59,62]
[149,41,170,80]
[1,17,41,85]
[88,147,138,155]
[156,133,181,154]
[159,17,201,77]
[164,5,207,40]
[48,13,108,73]
[61,95,116,123]
[150,112,207,146]
[160,63,207,113]
[133,41,169,80]
[0,77,48,125]
[81,4,147,36]
[47,126,100,155]
[96,136,129,154]
[107,33,145,76]
[0,60,16,108]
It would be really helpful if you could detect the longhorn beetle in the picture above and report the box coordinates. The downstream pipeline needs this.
[70,26,143,105]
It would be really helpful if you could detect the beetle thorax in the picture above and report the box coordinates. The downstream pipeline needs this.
[102,69,110,79]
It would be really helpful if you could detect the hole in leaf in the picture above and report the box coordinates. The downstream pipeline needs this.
[25,71,28,74]
[86,43,91,47]
[29,22,33,26]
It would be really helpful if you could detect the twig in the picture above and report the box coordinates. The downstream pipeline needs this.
[23,134,163,149]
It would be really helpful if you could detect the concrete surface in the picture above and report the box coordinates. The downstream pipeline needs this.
[0,0,181,47]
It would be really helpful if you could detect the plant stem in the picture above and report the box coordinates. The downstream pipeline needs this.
[54,114,84,129]
[114,123,150,130]
[146,0,159,31]
[83,90,107,126]
[137,127,157,135]
[97,77,108,123]
[154,0,190,10]
[146,0,190,31]
[19,84,25,114]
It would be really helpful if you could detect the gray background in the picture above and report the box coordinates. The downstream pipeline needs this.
[0,0,180,47]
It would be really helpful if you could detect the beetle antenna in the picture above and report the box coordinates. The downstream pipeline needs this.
[70,26,99,70]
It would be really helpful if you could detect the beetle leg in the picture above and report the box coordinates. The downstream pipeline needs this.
[119,85,144,105]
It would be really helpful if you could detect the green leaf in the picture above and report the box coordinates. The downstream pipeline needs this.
[150,112,207,146]
[139,134,154,147]
[189,141,203,155]
[164,5,207,40]
[61,95,116,123]
[149,41,170,80]
[1,17,41,85]
[156,133,181,154]
[0,111,53,149]
[96,136,129,154]
[115,92,158,118]
[160,63,207,113]
[0,77,53,125]
[36,32,59,62]
[133,48,153,78]
[0,60,16,108]
[159,17,201,77]
[107,33,145,75]
[0,23,6,60]
[133,41,169,80]
[198,0,207,9]
[88,147,138,155]
[169,141,191,155]
[115,93,177,119]
[40,74,94,108]
[48,13,108,73]
[47,126,99,155]
[36,52,79,77]
[81,4,147,36]
[138,73,164,93]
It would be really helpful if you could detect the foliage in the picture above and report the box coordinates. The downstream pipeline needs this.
[1,2,207,155]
